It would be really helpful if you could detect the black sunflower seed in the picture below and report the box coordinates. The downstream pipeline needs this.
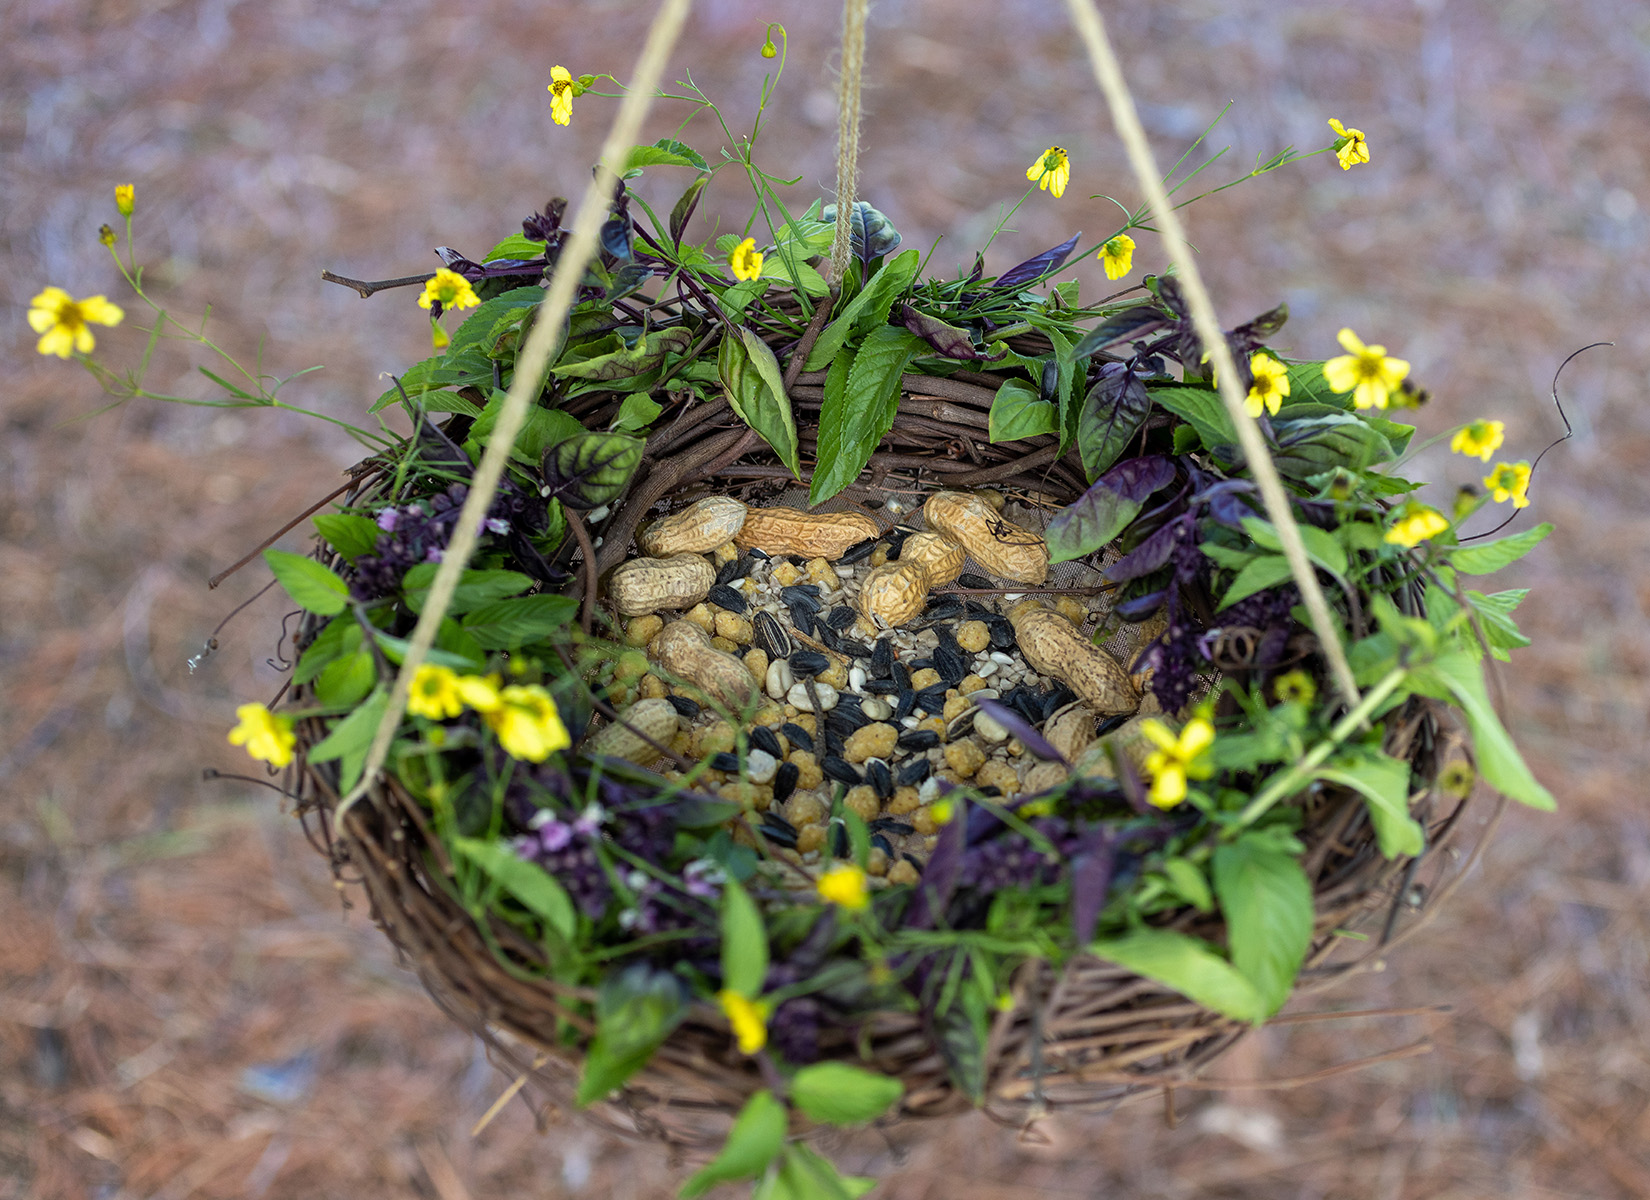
[750,725,784,759]
[747,547,771,560]
[772,761,800,803]
[781,722,814,753]
[976,785,1003,798]
[759,812,799,848]
[667,694,701,719]
[706,584,748,614]
[898,758,932,786]
[839,536,878,565]
[934,645,969,686]
[789,604,815,636]
[907,657,935,672]
[871,833,894,857]
[890,660,911,691]
[1042,685,1076,719]
[753,610,792,659]
[894,689,917,721]
[914,684,950,714]
[866,759,892,799]
[869,818,915,836]
[862,679,902,694]
[826,709,866,739]
[987,616,1017,652]
[826,606,857,631]
[1007,687,1041,725]
[964,600,992,617]
[923,596,965,622]
[934,624,961,653]
[870,638,893,679]
[836,637,872,659]
[958,573,994,590]
[780,585,822,610]
[821,755,862,785]
[815,625,845,654]
[715,556,749,586]
[831,821,849,857]
[884,527,913,556]
[898,728,939,751]
[790,650,829,676]
[902,852,925,871]
[710,752,742,773]
[1095,713,1131,738]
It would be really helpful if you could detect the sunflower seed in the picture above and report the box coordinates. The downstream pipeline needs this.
[821,755,862,785]
[866,758,892,799]
[780,585,822,610]
[789,604,815,636]
[667,694,701,719]
[753,610,792,659]
[714,556,749,586]
[986,617,1017,652]
[790,650,830,676]
[934,645,969,685]
[831,821,849,857]
[747,547,771,560]
[894,689,917,721]
[772,760,799,804]
[826,708,866,739]
[871,833,894,857]
[914,684,950,714]
[827,606,857,631]
[862,679,902,695]
[781,722,814,752]
[710,751,742,772]
[898,758,932,786]
[750,725,784,759]
[707,584,748,613]
[890,661,911,691]
[759,812,798,849]
[958,573,994,590]
[923,595,965,622]
[897,728,939,751]
[869,817,915,836]
[870,638,893,679]
[839,536,878,565]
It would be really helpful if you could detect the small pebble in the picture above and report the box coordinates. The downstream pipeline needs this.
[844,785,880,821]
[789,750,824,789]
[787,680,839,712]
[848,666,867,692]
[944,739,987,779]
[745,748,779,784]
[909,667,942,691]
[765,659,795,701]
[974,711,1009,744]
[861,697,892,721]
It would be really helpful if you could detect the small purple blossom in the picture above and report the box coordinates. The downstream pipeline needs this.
[376,508,401,532]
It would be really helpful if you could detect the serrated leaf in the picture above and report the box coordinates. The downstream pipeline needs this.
[264,549,351,616]
[542,432,644,510]
[452,835,576,942]
[802,248,920,372]
[759,251,830,297]
[1088,928,1267,1024]
[482,234,548,263]
[719,328,802,478]
[551,326,693,381]
[1071,305,1168,362]
[305,687,391,795]
[401,565,535,615]
[1451,523,1553,575]
[790,1063,903,1126]
[449,286,545,356]
[313,513,381,561]
[612,392,663,432]
[679,1091,786,1199]
[1268,411,1398,477]
[461,594,579,650]
[1239,516,1348,579]
[1078,364,1153,481]
[1213,836,1314,1016]
[1149,384,1237,453]
[991,232,1081,292]
[719,877,768,999]
[1408,651,1556,810]
[294,617,361,686]
[370,346,495,413]
[986,378,1057,442]
[811,325,932,499]
[624,138,710,172]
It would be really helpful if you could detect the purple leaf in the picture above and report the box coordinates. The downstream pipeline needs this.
[904,804,965,930]
[1105,514,1191,582]
[1101,454,1177,501]
[1070,305,1168,362]
[898,304,1004,361]
[1114,589,1168,621]
[1069,827,1118,944]
[990,232,1081,292]
[974,697,1066,763]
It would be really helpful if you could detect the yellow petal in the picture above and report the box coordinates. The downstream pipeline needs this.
[79,295,124,326]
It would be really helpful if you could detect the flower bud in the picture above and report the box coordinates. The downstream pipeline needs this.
[760,39,777,58]
[98,224,116,247]
[115,183,134,217]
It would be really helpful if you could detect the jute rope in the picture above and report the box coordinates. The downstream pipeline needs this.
[337,0,694,820]
[828,0,871,283]
[1061,0,1363,710]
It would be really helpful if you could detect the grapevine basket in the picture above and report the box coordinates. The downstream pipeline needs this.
[282,294,1493,1152]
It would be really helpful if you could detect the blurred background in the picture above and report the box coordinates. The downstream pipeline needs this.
[4,0,1648,1195]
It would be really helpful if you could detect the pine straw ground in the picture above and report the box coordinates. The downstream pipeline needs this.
[4,0,1650,1196]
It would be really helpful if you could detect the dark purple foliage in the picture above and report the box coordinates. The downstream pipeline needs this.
[991,232,1081,292]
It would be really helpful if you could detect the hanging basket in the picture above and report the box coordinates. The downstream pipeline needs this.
[281,297,1504,1152]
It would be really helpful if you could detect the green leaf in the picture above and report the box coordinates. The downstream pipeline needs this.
[1451,523,1553,575]
[669,176,710,245]
[802,248,920,372]
[313,513,382,561]
[542,431,644,509]
[1212,836,1314,1017]
[452,835,576,942]
[461,594,580,650]
[987,377,1057,442]
[809,326,925,503]
[401,565,535,615]
[552,326,693,381]
[1408,651,1556,810]
[305,687,391,795]
[720,328,802,478]
[760,251,830,297]
[468,390,583,465]
[1217,554,1295,610]
[612,392,663,432]
[790,1063,903,1126]
[1317,752,1425,859]
[1149,384,1237,452]
[368,345,494,413]
[1281,361,1350,410]
[264,549,351,616]
[368,630,488,672]
[1239,516,1348,579]
[576,965,688,1106]
[1268,411,1399,478]
[1160,857,1214,913]
[679,1091,787,1199]
[719,877,768,999]
[449,286,545,356]
[482,235,548,263]
[1198,541,1256,572]
[1467,588,1532,660]
[314,649,377,707]
[294,617,361,686]
[624,138,710,172]
[1088,928,1268,1024]
[718,278,770,321]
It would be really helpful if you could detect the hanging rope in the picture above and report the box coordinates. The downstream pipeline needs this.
[829,0,871,283]
[1062,0,1363,711]
[335,0,694,821]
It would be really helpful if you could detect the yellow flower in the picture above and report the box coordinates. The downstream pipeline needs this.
[482,684,571,762]
[1140,716,1214,810]
[547,65,576,126]
[28,286,124,358]
[407,664,467,720]
[417,268,480,312]
[1099,233,1135,280]
[1272,670,1317,707]
[1383,501,1451,548]
[1328,118,1370,170]
[98,224,117,247]
[728,237,764,282]
[1322,327,1410,410]
[817,862,870,910]
[1243,353,1291,418]
[1482,460,1532,509]
[115,183,134,217]
[228,702,296,768]
[1450,419,1506,462]
[1438,760,1476,799]
[717,989,770,1055]
[455,673,503,711]
[1026,146,1071,199]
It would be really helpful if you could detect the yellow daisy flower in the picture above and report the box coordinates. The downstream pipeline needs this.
[1026,146,1071,199]
[717,989,771,1055]
[1482,460,1532,509]
[1328,118,1370,170]
[228,702,296,768]
[728,237,764,282]
[1383,501,1451,548]
[1272,670,1317,707]
[481,684,570,762]
[547,65,576,126]
[1323,327,1410,410]
[455,672,503,711]
[1099,233,1135,280]
[407,664,467,721]
[1244,353,1291,418]
[817,862,870,910]
[1140,717,1214,809]
[1450,419,1506,462]
[115,183,135,217]
[28,286,124,358]
[417,268,480,312]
